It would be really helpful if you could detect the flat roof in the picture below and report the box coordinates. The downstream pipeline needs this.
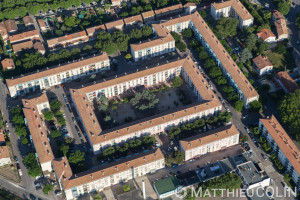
[237,161,263,185]
[154,176,181,195]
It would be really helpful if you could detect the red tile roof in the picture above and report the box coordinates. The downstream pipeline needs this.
[123,14,143,25]
[86,25,106,36]
[38,19,46,28]
[154,4,183,16]
[141,10,155,19]
[6,53,109,88]
[1,58,15,70]
[0,22,8,39]
[71,56,221,146]
[252,55,273,70]
[22,94,54,164]
[0,130,5,142]
[47,31,88,47]
[9,30,39,43]
[0,146,10,160]
[211,0,253,21]
[260,115,300,176]
[257,29,276,41]
[4,20,18,33]
[23,16,34,26]
[180,125,239,151]
[276,71,299,93]
[12,40,34,53]
[53,148,164,190]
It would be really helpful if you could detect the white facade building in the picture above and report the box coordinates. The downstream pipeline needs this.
[6,54,110,97]
[0,146,11,166]
[53,148,165,200]
[180,125,239,161]
[259,116,300,188]
[71,56,222,155]
[210,0,254,29]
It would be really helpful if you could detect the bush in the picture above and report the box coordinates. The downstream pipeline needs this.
[21,137,28,145]
[176,41,186,52]
[43,110,54,121]
[123,185,130,192]
[43,184,54,195]
[182,28,193,38]
[275,44,287,54]
[172,76,183,88]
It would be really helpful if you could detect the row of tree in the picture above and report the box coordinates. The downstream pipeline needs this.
[0,0,100,20]
[168,111,231,139]
[99,135,156,160]
[10,106,29,145]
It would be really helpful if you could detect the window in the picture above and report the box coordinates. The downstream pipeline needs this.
[89,64,96,72]
[80,67,83,74]
[57,74,61,82]
[66,72,70,78]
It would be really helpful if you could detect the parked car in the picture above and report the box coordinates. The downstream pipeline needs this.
[5,122,9,128]
[14,156,19,163]
[18,169,22,176]
[66,104,72,113]
[245,127,251,134]
[75,125,80,132]
[35,183,41,190]
[55,190,62,195]
[72,117,76,123]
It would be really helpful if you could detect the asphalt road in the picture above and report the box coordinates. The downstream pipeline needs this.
[0,80,52,200]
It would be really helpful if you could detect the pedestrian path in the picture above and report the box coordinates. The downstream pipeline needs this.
[264,165,275,173]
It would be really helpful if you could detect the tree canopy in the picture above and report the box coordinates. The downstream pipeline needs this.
[50,99,62,111]
[278,90,300,141]
[68,150,85,164]
[24,153,42,177]
[130,90,159,111]
[216,17,239,38]
[43,110,54,121]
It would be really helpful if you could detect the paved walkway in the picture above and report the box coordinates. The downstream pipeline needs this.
[135,176,158,200]
[103,187,116,200]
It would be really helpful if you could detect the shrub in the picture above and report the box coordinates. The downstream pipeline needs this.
[172,76,183,88]
[275,44,287,54]
[123,185,130,192]
[43,184,54,195]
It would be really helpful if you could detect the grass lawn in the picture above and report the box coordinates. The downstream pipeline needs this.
[266,51,284,69]
[266,48,296,70]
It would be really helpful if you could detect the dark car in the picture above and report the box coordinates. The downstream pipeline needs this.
[66,104,72,113]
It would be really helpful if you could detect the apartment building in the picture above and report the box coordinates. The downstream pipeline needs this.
[236,161,271,190]
[275,71,299,93]
[130,24,175,62]
[183,3,197,14]
[154,4,184,19]
[12,40,34,53]
[52,148,165,200]
[210,0,254,29]
[6,53,110,97]
[9,30,39,44]
[86,25,106,39]
[38,19,48,32]
[0,146,11,167]
[259,115,300,187]
[141,10,155,23]
[23,16,34,26]
[70,56,222,154]
[252,55,273,76]
[105,19,125,32]
[179,125,239,161]
[159,12,258,108]
[47,30,89,50]
[272,10,288,41]
[124,15,143,27]
[22,93,54,176]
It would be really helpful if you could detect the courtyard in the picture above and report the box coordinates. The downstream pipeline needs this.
[93,79,198,130]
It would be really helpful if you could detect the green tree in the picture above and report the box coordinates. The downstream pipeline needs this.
[21,137,28,145]
[83,45,93,52]
[68,150,85,164]
[51,130,61,138]
[168,127,181,139]
[43,110,54,121]
[94,195,103,200]
[171,32,181,42]
[15,126,27,137]
[198,51,209,60]
[244,33,257,50]
[142,135,155,146]
[123,185,130,192]
[141,25,153,37]
[43,184,54,195]
[125,53,132,60]
[234,100,244,112]
[172,76,183,87]
[24,153,42,177]
[50,99,62,111]
[250,100,263,113]
[209,67,222,78]
[176,41,186,52]
[278,1,290,15]
[278,90,300,140]
[10,107,22,116]
[130,90,159,111]
[57,116,66,126]
[240,48,253,63]
[12,115,24,126]
[253,126,259,135]
[182,28,193,38]
[71,48,81,57]
[103,146,115,157]
[275,44,287,54]
[60,145,69,156]
[216,17,239,37]
[64,16,80,27]
[102,42,118,55]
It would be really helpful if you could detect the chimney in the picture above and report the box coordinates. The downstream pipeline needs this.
[90,174,93,179]
[115,166,118,171]
[102,171,104,175]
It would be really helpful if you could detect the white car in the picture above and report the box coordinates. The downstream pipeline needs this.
[18,169,22,176]
[5,122,9,128]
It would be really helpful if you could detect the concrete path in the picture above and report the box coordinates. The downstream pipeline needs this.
[135,176,158,200]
